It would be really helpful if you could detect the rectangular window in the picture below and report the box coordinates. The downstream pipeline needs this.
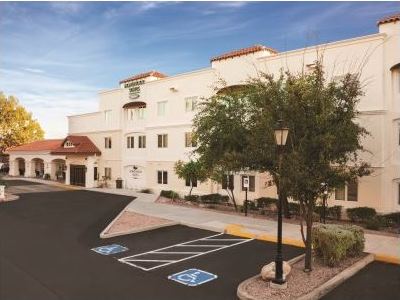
[335,185,346,201]
[185,132,197,147]
[157,134,168,148]
[138,135,146,148]
[185,177,197,187]
[127,108,134,121]
[127,136,134,149]
[398,183,400,205]
[104,167,112,180]
[94,167,98,181]
[185,96,197,112]
[157,101,167,116]
[222,175,234,190]
[104,137,112,149]
[347,181,358,202]
[135,107,145,119]
[241,175,255,192]
[157,171,168,184]
[104,110,111,122]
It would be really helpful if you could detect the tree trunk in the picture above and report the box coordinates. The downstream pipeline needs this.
[226,188,238,211]
[282,194,291,219]
[189,183,193,196]
[304,202,313,272]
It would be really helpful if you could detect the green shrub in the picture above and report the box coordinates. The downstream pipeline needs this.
[314,205,342,220]
[346,207,376,223]
[255,197,277,209]
[382,212,400,226]
[44,173,51,180]
[184,195,199,202]
[365,216,390,230]
[160,190,179,199]
[288,202,300,215]
[329,206,343,220]
[139,188,152,194]
[200,193,229,204]
[245,200,257,211]
[312,224,365,266]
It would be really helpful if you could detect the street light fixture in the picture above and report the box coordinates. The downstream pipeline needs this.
[272,120,289,286]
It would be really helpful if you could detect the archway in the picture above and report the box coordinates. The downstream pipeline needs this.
[51,159,66,182]
[30,158,44,178]
[14,158,26,176]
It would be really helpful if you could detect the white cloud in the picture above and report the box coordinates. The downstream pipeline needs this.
[216,2,248,9]
[0,68,99,138]
[23,68,45,74]
[103,1,162,19]
[49,2,84,14]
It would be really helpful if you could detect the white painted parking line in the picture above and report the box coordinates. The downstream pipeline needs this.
[118,233,253,271]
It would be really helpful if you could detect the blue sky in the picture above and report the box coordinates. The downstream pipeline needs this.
[1,1,398,138]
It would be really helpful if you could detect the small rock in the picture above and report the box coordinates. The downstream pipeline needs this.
[261,261,291,281]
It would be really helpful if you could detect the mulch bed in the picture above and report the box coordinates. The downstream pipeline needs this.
[243,254,367,300]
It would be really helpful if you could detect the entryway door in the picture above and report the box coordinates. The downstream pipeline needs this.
[70,165,86,186]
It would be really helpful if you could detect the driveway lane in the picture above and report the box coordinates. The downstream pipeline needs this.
[0,185,303,300]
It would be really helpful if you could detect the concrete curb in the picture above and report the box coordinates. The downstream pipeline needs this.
[237,253,374,300]
[297,253,375,300]
[100,195,177,239]
[225,224,305,248]
[237,254,305,300]
[374,253,400,265]
[181,222,224,233]
[100,222,179,239]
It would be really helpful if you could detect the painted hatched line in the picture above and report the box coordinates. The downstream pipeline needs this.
[118,233,253,271]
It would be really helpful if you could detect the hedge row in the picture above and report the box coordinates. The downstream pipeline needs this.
[346,207,400,230]
[312,224,365,266]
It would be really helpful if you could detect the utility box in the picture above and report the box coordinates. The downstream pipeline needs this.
[116,178,123,189]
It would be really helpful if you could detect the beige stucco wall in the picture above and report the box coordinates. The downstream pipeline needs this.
[64,20,400,212]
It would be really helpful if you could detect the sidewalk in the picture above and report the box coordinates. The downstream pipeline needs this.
[7,178,399,262]
[90,188,400,261]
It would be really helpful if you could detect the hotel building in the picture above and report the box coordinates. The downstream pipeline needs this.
[7,14,400,213]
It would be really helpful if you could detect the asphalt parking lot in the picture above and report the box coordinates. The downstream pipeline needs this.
[0,180,303,300]
[322,261,400,300]
[1,180,398,300]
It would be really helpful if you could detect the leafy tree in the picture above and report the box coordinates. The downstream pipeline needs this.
[0,92,44,153]
[193,60,370,271]
[174,160,207,196]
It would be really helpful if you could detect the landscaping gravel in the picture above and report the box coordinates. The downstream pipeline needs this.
[243,254,366,300]
[104,211,174,235]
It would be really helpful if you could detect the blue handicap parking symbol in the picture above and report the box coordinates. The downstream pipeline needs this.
[168,269,218,287]
[92,244,128,255]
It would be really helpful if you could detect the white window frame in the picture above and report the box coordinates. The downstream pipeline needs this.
[127,136,134,149]
[157,134,168,148]
[185,96,197,112]
[127,108,135,121]
[157,170,168,185]
[157,101,167,117]
[104,167,112,180]
[334,181,358,202]
[64,141,74,148]
[185,132,197,148]
[105,137,112,149]
[138,135,146,148]
[104,110,112,122]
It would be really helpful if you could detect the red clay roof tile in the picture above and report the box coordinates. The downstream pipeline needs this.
[6,139,63,152]
[210,44,277,63]
[51,136,101,155]
[377,13,400,25]
[119,70,167,84]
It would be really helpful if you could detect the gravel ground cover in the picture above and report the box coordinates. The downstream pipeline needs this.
[242,254,367,300]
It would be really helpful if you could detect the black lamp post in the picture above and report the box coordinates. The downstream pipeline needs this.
[273,120,289,286]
